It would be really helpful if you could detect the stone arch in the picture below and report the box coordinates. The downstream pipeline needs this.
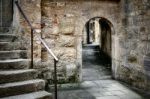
[83,17,115,55]
[81,16,116,79]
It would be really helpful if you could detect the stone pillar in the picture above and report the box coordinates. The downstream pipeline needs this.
[94,19,100,44]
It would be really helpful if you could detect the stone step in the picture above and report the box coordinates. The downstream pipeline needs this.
[0,42,23,51]
[0,59,30,70]
[0,34,17,42]
[1,91,52,99]
[0,50,27,60]
[0,69,38,84]
[83,45,100,51]
[0,27,11,33]
[0,79,45,97]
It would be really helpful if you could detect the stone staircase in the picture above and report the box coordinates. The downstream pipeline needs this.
[0,29,52,99]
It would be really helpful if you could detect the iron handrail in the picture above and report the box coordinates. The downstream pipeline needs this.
[15,1,58,99]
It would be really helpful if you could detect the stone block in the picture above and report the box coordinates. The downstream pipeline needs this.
[42,28,53,37]
[57,35,75,47]
[60,25,74,35]
[54,48,76,63]
[140,34,148,41]
[43,71,52,79]
[137,42,147,55]
[33,41,41,59]
[56,2,66,7]
[51,25,60,35]
[60,17,75,35]
[148,34,150,40]
[66,64,77,78]
[41,47,48,62]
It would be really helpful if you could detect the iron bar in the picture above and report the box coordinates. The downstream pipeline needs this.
[54,59,58,99]
[31,29,34,68]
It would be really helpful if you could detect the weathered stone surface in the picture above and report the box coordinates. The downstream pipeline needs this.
[66,64,77,76]
[2,91,52,99]
[57,35,75,47]
[10,0,150,92]
[0,79,45,97]
[53,48,76,62]
[60,25,74,35]
[0,69,38,84]
[0,59,30,70]
[117,0,150,91]
[0,34,17,42]
[0,50,27,60]
[0,42,23,51]
[40,0,121,85]
[17,0,42,60]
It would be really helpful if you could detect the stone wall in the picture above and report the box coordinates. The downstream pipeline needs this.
[41,0,121,84]
[13,0,121,85]
[13,0,41,60]
[13,0,150,92]
[12,0,124,86]
[99,19,112,58]
[116,0,150,91]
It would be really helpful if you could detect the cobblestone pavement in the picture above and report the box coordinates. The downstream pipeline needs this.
[52,45,149,99]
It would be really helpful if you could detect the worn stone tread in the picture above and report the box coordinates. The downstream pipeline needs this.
[0,69,38,84]
[0,79,44,88]
[0,79,45,97]
[0,42,22,51]
[0,50,27,60]
[0,34,16,36]
[0,34,17,42]
[0,69,36,75]
[0,59,29,63]
[0,50,26,53]
[0,59,30,69]
[1,91,52,99]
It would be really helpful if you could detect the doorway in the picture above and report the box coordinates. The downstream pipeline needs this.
[0,0,13,32]
[82,17,112,81]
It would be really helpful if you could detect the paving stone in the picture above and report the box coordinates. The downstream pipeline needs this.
[96,96,121,99]
[56,44,147,99]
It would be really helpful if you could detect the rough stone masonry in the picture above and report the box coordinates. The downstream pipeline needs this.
[12,0,150,91]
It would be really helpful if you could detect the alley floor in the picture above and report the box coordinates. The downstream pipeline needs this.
[51,44,149,99]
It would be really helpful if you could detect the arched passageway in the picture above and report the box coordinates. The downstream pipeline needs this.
[82,17,112,81]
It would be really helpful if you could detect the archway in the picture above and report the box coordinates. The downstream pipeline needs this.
[82,17,114,81]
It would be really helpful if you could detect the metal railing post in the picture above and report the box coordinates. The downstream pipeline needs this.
[54,59,58,99]
[31,29,34,68]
